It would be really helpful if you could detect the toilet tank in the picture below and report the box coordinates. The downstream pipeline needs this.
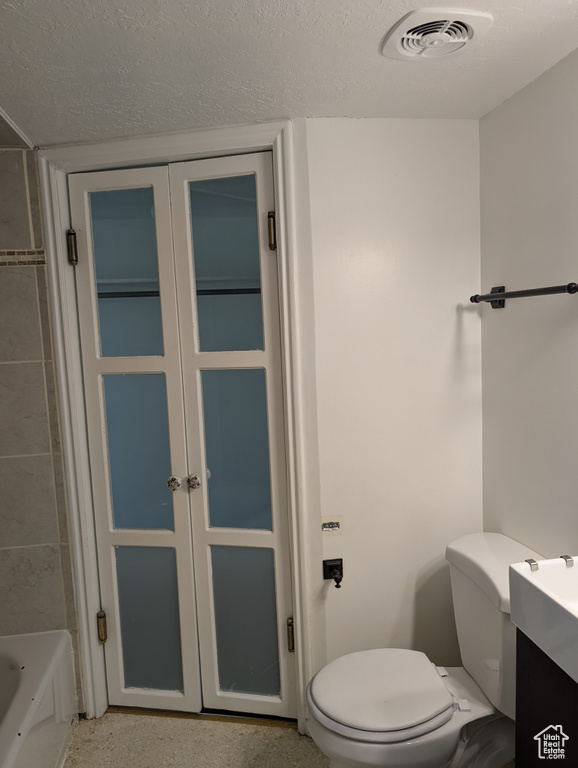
[445,532,542,720]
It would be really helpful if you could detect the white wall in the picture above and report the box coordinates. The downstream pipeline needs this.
[480,49,578,558]
[304,118,483,667]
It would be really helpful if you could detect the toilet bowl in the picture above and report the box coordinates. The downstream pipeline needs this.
[306,533,543,768]
[306,649,513,768]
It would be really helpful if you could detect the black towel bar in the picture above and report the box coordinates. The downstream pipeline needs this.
[470,282,578,309]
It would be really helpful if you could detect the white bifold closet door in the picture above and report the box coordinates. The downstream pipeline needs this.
[68,152,296,718]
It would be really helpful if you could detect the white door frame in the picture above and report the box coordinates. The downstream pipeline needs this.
[38,120,322,731]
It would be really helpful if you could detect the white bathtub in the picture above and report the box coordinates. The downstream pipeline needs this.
[0,631,76,768]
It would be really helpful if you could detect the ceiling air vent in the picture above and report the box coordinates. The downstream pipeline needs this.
[381,8,493,61]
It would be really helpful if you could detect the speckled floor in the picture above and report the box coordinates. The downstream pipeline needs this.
[62,709,518,768]
[63,709,330,768]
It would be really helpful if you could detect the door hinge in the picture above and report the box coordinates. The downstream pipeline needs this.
[66,229,78,265]
[97,610,108,644]
[286,617,295,653]
[267,211,277,251]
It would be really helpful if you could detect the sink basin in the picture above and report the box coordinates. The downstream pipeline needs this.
[510,556,578,684]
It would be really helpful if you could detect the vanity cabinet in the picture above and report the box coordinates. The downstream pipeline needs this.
[515,629,578,766]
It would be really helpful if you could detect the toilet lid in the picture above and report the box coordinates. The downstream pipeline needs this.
[309,649,454,733]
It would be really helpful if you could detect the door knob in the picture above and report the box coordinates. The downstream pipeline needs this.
[167,475,182,491]
[186,474,202,490]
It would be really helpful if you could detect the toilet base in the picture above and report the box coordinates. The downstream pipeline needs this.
[309,715,514,768]
[307,710,459,768]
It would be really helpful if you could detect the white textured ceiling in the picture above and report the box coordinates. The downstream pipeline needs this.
[2,0,578,147]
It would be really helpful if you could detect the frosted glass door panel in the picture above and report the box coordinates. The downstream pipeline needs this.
[103,374,174,530]
[189,176,264,351]
[90,188,164,357]
[201,369,272,530]
[196,294,263,352]
[116,546,183,691]
[211,546,280,696]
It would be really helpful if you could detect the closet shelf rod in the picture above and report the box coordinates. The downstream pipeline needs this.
[470,282,578,309]
[97,288,261,299]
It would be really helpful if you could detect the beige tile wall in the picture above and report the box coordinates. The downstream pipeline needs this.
[0,141,81,705]
[0,146,45,264]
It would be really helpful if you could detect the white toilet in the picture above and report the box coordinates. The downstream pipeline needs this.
[306,532,542,768]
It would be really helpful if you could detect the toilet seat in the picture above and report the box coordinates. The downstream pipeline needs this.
[308,649,456,744]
